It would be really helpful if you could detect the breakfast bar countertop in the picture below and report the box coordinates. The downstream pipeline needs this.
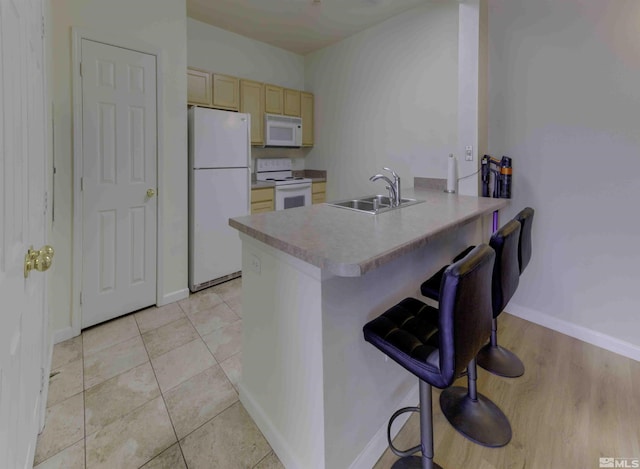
[229,188,508,277]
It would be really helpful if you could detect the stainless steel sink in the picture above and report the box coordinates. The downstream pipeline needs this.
[327,195,424,214]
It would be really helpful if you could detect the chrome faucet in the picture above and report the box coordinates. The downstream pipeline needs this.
[369,167,401,207]
[369,174,397,206]
[383,167,401,206]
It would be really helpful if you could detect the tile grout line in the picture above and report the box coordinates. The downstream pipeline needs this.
[44,283,244,469]
[81,312,141,360]
[169,294,243,465]
[133,309,182,468]
[167,296,239,466]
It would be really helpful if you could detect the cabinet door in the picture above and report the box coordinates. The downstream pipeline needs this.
[265,84,283,114]
[251,187,274,213]
[187,68,212,106]
[301,92,314,147]
[213,73,240,111]
[284,89,301,117]
[240,80,265,146]
[312,181,326,204]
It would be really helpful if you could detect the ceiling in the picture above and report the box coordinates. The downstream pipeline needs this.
[186,0,439,55]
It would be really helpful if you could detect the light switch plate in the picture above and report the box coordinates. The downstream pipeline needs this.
[465,145,473,161]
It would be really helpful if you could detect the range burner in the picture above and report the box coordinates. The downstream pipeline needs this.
[256,159,312,186]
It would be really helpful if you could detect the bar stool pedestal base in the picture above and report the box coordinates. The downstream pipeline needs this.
[477,344,524,378]
[440,386,511,448]
[391,455,443,469]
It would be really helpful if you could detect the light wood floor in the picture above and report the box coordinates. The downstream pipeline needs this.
[373,313,640,469]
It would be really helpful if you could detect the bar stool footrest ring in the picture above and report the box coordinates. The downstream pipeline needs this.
[387,406,421,457]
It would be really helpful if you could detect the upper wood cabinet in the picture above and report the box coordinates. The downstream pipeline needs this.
[187,68,212,106]
[301,92,314,147]
[186,68,314,147]
[212,73,240,111]
[240,79,265,146]
[265,84,283,115]
[283,89,301,117]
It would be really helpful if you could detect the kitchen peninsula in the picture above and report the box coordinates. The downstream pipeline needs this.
[229,188,507,469]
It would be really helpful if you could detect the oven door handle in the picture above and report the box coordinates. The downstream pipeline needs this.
[276,183,312,191]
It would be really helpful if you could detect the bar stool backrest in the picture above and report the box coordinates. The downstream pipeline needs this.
[489,219,521,317]
[438,244,495,381]
[515,207,534,274]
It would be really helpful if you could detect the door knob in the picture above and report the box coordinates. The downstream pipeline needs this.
[147,189,156,198]
[24,245,55,278]
[34,255,53,272]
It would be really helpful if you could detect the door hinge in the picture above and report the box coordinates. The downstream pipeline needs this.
[79,62,82,77]
[41,16,45,39]
[80,292,83,305]
[40,367,46,392]
[80,177,83,191]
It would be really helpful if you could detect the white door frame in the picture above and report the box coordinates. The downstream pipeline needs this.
[71,28,164,337]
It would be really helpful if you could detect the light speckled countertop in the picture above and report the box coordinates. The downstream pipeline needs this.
[230,188,508,277]
[251,181,275,189]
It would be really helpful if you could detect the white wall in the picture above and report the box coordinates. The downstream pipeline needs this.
[49,0,188,338]
[187,18,305,90]
[304,2,459,200]
[487,0,640,350]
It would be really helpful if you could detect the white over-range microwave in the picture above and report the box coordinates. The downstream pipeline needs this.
[264,113,302,147]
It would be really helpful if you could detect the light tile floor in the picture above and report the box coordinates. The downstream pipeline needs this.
[34,277,284,469]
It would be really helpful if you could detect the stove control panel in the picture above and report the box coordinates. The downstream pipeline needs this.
[256,158,292,172]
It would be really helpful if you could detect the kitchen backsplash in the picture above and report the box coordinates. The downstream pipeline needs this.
[251,147,311,160]
[414,177,446,191]
[293,169,326,179]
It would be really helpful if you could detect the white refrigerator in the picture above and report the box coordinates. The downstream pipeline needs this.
[188,107,251,292]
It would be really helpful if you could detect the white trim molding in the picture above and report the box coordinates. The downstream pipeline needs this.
[348,384,420,469]
[507,303,640,362]
[159,288,190,307]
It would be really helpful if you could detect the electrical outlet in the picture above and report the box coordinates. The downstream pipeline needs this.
[250,254,261,274]
[465,145,473,161]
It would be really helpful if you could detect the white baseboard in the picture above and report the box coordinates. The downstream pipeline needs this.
[507,303,640,362]
[53,326,77,345]
[349,384,420,469]
[54,288,189,344]
[240,380,420,469]
[158,287,190,306]
[239,382,304,469]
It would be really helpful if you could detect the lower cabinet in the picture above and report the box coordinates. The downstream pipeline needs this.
[251,187,274,214]
[312,182,326,204]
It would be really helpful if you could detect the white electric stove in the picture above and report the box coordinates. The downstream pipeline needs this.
[256,159,312,209]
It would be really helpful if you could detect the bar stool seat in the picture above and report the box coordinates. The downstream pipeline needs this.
[363,245,511,469]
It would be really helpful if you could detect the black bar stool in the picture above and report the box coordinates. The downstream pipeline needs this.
[421,211,531,378]
[515,207,534,274]
[363,244,510,469]
[476,209,533,376]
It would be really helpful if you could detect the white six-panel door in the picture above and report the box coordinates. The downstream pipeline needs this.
[80,40,157,328]
[0,0,48,467]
